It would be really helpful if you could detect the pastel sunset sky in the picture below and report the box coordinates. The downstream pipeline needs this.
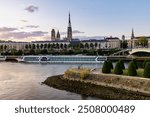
[0,0,150,42]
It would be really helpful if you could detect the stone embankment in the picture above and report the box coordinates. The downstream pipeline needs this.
[44,68,150,100]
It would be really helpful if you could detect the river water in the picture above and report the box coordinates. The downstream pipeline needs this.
[0,62,102,100]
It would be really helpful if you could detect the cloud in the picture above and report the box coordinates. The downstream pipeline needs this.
[26,25,39,28]
[0,30,48,39]
[20,20,28,23]
[72,30,84,34]
[60,30,84,35]
[25,5,39,13]
[0,27,18,32]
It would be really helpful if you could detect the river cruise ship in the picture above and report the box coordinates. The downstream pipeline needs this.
[17,55,107,64]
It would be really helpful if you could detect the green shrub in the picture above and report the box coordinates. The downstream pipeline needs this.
[143,60,150,68]
[102,61,111,73]
[132,59,138,69]
[114,62,123,75]
[128,61,137,76]
[108,60,113,69]
[143,62,150,78]
[119,60,125,70]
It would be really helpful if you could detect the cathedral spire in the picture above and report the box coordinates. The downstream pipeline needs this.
[68,12,71,27]
[131,28,135,39]
[67,12,72,41]
[56,30,60,40]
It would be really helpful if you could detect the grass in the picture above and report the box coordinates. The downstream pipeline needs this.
[112,69,144,77]
[64,68,90,80]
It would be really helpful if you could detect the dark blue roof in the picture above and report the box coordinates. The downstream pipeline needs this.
[81,39,105,42]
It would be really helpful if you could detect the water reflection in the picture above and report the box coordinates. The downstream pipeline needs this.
[0,62,102,100]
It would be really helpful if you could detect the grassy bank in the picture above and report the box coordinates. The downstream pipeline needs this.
[122,69,144,77]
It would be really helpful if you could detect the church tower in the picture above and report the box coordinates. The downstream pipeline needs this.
[67,13,72,41]
[51,29,56,41]
[131,28,135,39]
[56,30,60,40]
[131,28,135,48]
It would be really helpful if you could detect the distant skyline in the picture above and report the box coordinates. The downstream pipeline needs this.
[0,0,150,42]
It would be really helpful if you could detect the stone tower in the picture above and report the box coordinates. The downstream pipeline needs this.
[131,28,135,39]
[51,29,56,41]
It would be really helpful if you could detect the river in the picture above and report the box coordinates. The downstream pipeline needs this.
[0,62,102,100]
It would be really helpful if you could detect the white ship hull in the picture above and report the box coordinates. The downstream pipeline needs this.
[0,56,6,61]
[17,55,107,64]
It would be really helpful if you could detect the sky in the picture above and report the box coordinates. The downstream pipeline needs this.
[0,0,150,42]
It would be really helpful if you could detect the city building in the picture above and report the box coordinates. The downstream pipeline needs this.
[0,13,122,52]
[105,37,121,49]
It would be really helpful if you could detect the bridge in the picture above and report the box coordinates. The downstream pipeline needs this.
[129,48,150,55]
[111,48,150,57]
[110,49,131,56]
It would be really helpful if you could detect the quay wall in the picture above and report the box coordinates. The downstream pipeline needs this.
[44,72,150,100]
[5,56,19,61]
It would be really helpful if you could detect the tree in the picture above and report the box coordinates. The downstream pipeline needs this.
[29,49,35,55]
[121,40,128,49]
[4,45,7,50]
[11,49,17,55]
[128,61,137,76]
[114,62,123,75]
[56,43,59,49]
[60,44,63,49]
[41,49,48,54]
[137,37,148,47]
[85,43,89,49]
[108,60,113,69]
[52,43,56,49]
[102,61,111,73]
[143,60,150,68]
[44,43,47,49]
[132,59,138,69]
[17,50,23,55]
[79,43,84,49]
[36,44,39,49]
[119,60,125,70]
[32,44,36,50]
[90,43,94,49]
[40,44,43,49]
[143,62,150,78]
[68,44,71,49]
[64,44,67,50]
[95,43,98,49]
[29,44,32,49]
[48,43,51,49]
[25,45,28,50]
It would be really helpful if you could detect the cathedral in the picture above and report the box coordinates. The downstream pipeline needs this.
[51,13,73,41]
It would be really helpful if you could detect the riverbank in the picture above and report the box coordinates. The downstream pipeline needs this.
[44,68,150,100]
